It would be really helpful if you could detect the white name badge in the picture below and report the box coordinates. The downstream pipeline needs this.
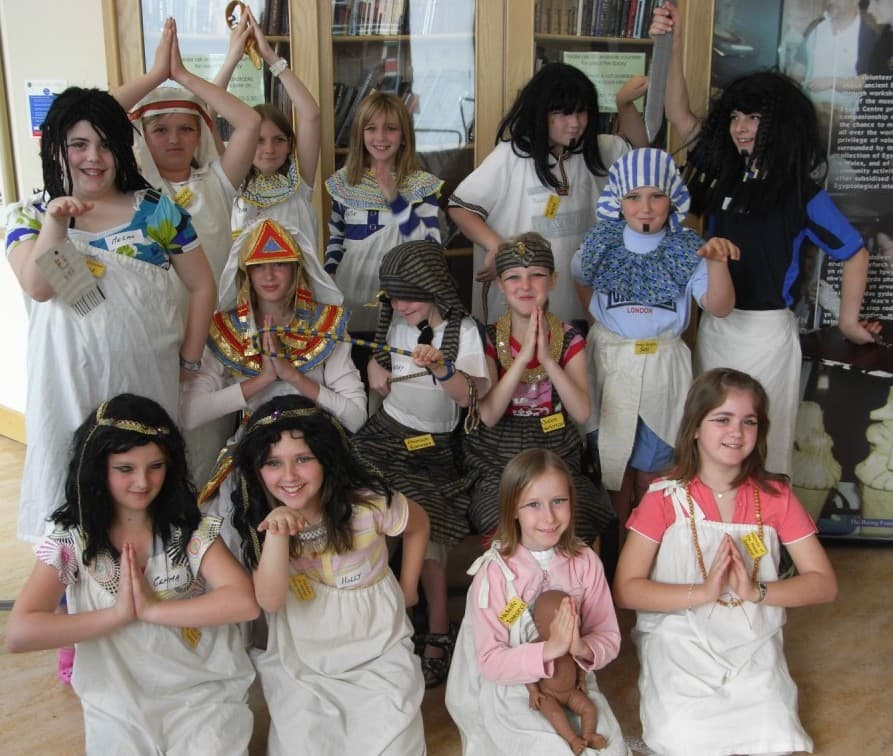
[336,569,365,590]
[104,230,147,251]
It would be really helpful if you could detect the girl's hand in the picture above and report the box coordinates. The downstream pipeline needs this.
[567,597,589,659]
[113,543,137,626]
[400,580,419,610]
[367,357,392,398]
[46,196,94,222]
[515,307,539,367]
[126,543,159,621]
[247,8,275,60]
[534,307,556,368]
[225,6,252,63]
[411,344,445,370]
[257,505,304,536]
[701,534,734,603]
[840,318,883,345]
[543,597,574,661]
[697,237,740,262]
[149,17,173,83]
[475,247,499,283]
[264,325,297,382]
[527,686,545,710]
[649,1,677,38]
[169,18,188,83]
[616,75,649,108]
[725,538,755,600]
[374,164,398,203]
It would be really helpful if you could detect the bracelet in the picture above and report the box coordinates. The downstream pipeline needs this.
[269,58,288,78]
[753,580,767,604]
[431,360,456,382]
[179,354,202,372]
[686,583,694,611]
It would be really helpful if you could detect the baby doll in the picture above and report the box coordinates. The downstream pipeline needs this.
[525,590,608,755]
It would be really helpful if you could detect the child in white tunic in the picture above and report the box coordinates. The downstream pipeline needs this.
[227,394,429,756]
[613,369,838,756]
[7,394,259,755]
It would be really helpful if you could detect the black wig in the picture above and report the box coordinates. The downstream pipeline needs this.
[683,71,823,217]
[230,395,391,570]
[51,393,199,566]
[496,63,609,190]
[39,87,150,199]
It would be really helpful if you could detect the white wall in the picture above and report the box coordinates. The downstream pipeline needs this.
[0,0,109,415]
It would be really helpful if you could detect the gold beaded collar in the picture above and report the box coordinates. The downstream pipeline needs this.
[494,311,564,384]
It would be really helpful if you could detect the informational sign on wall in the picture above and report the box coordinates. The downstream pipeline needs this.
[25,80,66,137]
[562,51,646,113]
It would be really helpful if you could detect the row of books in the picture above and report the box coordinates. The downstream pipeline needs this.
[535,0,661,39]
[259,0,290,37]
[334,70,418,147]
[332,0,472,37]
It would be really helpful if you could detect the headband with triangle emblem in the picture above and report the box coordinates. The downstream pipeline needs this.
[241,219,303,267]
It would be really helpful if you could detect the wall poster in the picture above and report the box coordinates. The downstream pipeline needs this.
[712,0,893,540]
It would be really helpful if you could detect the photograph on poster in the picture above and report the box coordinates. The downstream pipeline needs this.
[708,0,893,539]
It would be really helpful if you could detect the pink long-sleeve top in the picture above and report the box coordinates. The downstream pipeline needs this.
[469,544,620,685]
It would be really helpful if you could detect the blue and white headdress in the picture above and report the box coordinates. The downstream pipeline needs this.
[596,148,690,231]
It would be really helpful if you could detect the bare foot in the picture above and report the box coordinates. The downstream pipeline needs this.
[585,732,608,750]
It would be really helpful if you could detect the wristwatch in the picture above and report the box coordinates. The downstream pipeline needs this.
[754,580,768,603]
[179,354,202,372]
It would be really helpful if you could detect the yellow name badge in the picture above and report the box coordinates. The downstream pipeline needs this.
[84,259,106,278]
[498,597,528,627]
[544,194,561,220]
[290,573,316,601]
[540,413,566,433]
[741,532,768,560]
[404,434,435,452]
[173,186,194,208]
[181,627,202,649]
[634,339,658,355]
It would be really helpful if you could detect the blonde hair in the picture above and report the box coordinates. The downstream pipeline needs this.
[142,111,202,169]
[495,449,582,557]
[344,92,418,186]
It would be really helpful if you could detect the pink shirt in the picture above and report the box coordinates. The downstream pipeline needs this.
[469,545,620,685]
[628,477,817,545]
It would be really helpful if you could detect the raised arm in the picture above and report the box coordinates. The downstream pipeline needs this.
[113,17,173,111]
[249,8,321,185]
[169,18,261,189]
[253,506,301,612]
[615,75,649,148]
[650,2,700,145]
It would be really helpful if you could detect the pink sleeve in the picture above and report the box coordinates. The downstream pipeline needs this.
[776,485,819,543]
[470,561,555,685]
[573,549,621,671]
[626,486,674,542]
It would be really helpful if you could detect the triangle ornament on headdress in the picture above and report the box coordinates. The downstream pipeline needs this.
[243,220,302,267]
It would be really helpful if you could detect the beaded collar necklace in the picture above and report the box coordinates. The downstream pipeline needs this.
[686,481,763,608]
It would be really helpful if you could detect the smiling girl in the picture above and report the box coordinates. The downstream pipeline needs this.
[324,92,443,334]
[7,394,258,753]
[227,394,429,755]
[613,368,837,756]
[445,449,628,755]
[463,232,615,550]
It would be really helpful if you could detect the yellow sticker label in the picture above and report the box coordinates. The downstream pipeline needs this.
[181,627,202,649]
[540,413,566,433]
[741,532,768,560]
[84,258,106,278]
[174,186,194,208]
[404,434,435,452]
[290,573,316,601]
[543,194,560,220]
[634,339,659,355]
[498,597,528,627]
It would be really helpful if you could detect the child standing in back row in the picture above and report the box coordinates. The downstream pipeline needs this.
[325,92,443,334]
[572,147,738,541]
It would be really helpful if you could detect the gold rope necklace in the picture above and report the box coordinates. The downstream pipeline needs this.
[495,311,564,384]
[686,481,763,608]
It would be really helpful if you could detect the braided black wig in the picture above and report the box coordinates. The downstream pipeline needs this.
[40,87,150,199]
[682,71,823,217]
[496,63,609,191]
